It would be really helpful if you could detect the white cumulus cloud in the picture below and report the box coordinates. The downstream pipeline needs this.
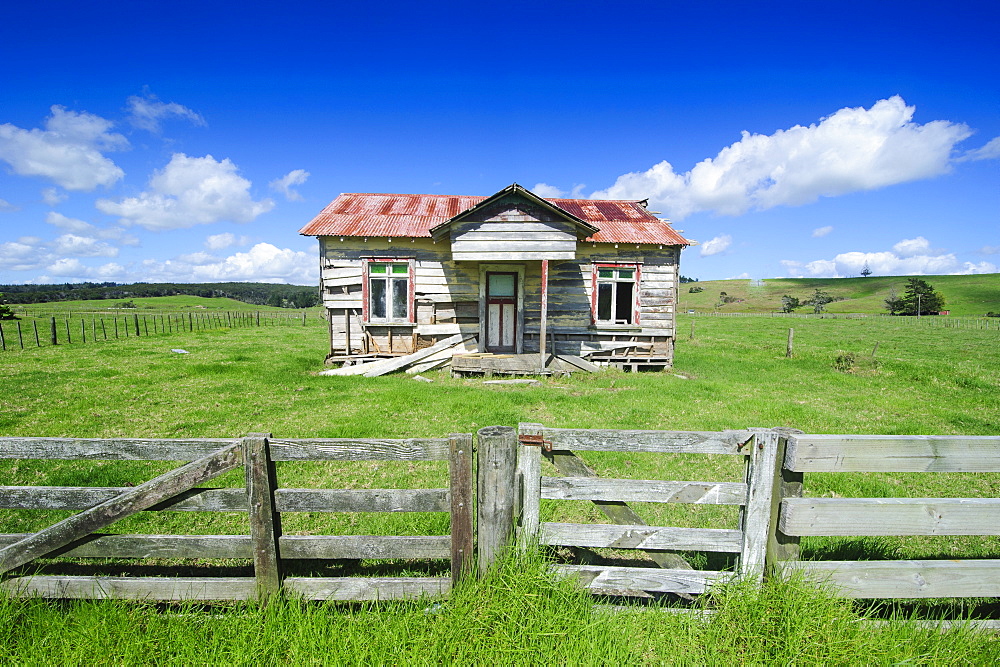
[269,169,310,201]
[97,153,275,231]
[0,105,128,191]
[812,225,833,238]
[0,198,18,212]
[531,183,587,198]
[591,96,974,220]
[127,92,206,133]
[41,187,67,206]
[780,236,996,278]
[700,234,732,257]
[205,232,251,250]
[957,136,1000,162]
[892,236,932,257]
[139,243,317,284]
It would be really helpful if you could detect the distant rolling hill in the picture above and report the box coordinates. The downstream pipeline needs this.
[678,274,1000,316]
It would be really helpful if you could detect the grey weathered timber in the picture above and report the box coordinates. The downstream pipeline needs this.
[0,533,252,559]
[784,434,1000,472]
[739,430,781,584]
[267,438,450,461]
[554,565,733,595]
[1,575,257,600]
[540,477,747,505]
[0,443,242,575]
[516,423,543,552]
[275,488,449,513]
[543,449,694,572]
[0,486,246,511]
[284,576,450,601]
[244,433,281,598]
[779,559,1000,598]
[765,434,802,567]
[448,433,474,582]
[780,498,1000,536]
[530,427,753,455]
[279,535,451,559]
[555,354,602,373]
[363,333,470,376]
[477,426,518,573]
[0,437,237,460]
[539,523,742,552]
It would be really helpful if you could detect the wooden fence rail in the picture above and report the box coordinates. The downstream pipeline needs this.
[0,433,473,601]
[1,429,998,609]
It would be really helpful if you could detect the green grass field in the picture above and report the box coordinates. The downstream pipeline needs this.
[1,303,999,662]
[679,272,1000,315]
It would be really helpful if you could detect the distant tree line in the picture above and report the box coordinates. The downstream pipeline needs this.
[0,282,320,309]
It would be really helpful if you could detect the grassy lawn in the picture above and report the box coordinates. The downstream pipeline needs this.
[679,272,1000,315]
[1,309,999,661]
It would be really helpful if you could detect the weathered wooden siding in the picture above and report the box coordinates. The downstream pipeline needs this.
[448,196,582,261]
[319,237,682,361]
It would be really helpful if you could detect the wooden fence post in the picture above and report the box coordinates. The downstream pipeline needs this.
[515,423,543,552]
[243,432,282,598]
[33,320,40,347]
[764,429,803,572]
[17,320,24,349]
[786,328,794,357]
[739,428,781,584]
[0,321,5,351]
[50,317,57,345]
[476,426,518,574]
[449,433,474,583]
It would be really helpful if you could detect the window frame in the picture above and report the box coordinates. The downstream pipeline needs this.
[591,262,641,326]
[362,258,415,324]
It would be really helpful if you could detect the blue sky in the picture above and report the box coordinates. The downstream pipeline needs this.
[1,0,997,285]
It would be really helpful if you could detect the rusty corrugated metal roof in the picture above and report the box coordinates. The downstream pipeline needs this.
[298,192,690,246]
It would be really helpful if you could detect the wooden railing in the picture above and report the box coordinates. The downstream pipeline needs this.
[0,433,473,601]
[2,428,998,606]
[773,434,1000,599]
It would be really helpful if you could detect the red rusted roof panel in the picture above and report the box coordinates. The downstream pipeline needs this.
[298,193,690,245]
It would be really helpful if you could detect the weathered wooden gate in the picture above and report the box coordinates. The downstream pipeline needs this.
[0,433,473,600]
[514,423,786,598]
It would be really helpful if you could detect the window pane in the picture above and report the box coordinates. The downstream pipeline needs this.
[488,273,515,297]
[617,270,633,280]
[598,268,614,279]
[615,282,634,323]
[391,278,408,319]
[370,263,387,274]
[391,263,408,274]
[597,283,613,321]
[370,278,386,319]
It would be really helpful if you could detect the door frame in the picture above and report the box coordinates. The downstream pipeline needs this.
[478,264,524,354]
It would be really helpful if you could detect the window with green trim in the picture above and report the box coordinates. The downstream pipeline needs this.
[366,260,411,322]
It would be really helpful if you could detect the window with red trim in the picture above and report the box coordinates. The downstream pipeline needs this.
[364,259,413,323]
[593,264,639,325]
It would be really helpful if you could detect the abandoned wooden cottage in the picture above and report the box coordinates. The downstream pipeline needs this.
[299,183,692,373]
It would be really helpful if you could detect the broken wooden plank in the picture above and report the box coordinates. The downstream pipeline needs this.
[363,334,471,377]
[0,443,242,575]
[556,354,602,373]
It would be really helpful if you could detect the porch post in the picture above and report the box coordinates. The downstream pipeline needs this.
[538,259,549,370]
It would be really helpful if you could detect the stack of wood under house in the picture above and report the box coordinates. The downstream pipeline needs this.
[298,183,692,374]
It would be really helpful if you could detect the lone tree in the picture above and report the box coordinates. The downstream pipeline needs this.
[807,288,833,314]
[898,277,945,315]
[0,293,15,320]
[860,262,872,278]
[780,295,801,313]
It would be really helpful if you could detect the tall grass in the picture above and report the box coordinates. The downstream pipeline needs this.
[1,310,999,660]
[2,553,998,664]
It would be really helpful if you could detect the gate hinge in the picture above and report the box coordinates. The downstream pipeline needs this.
[518,434,552,452]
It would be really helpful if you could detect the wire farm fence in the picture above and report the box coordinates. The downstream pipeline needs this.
[0,309,322,352]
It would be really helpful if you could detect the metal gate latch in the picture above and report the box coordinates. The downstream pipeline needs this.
[518,434,552,452]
